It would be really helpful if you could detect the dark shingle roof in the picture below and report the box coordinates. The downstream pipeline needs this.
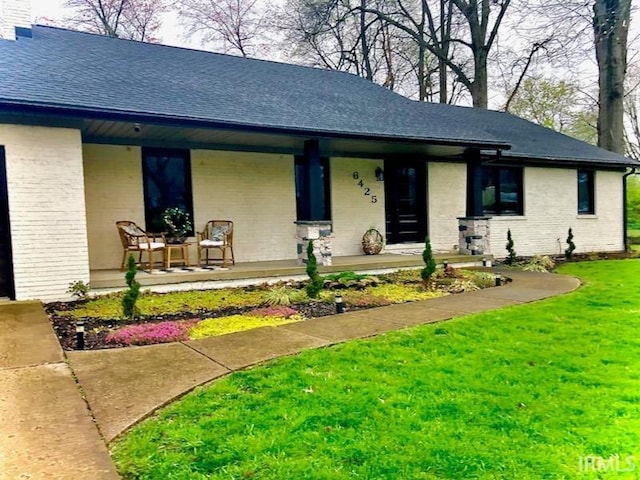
[0,26,506,148]
[409,102,636,167]
[0,25,636,168]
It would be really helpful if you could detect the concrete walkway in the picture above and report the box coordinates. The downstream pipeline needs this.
[0,302,119,479]
[0,269,580,478]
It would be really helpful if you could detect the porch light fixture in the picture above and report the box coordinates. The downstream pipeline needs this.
[75,321,85,350]
[375,167,384,182]
[335,293,344,314]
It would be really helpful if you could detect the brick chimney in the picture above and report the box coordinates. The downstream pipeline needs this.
[0,0,32,40]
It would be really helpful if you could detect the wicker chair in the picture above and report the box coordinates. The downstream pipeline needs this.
[116,221,166,272]
[197,220,235,267]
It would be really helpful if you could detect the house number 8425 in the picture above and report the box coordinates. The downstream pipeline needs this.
[352,171,377,203]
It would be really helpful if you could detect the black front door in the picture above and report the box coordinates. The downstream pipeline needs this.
[384,159,427,244]
[0,147,14,299]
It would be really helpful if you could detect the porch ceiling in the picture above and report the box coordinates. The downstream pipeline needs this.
[81,119,469,159]
[0,109,477,159]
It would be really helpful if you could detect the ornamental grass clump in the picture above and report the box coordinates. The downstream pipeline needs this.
[106,320,197,346]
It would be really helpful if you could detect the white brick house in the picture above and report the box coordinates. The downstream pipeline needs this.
[0,21,637,300]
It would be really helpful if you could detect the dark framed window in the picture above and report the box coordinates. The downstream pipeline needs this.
[577,169,595,214]
[294,155,331,221]
[478,166,524,215]
[142,148,194,234]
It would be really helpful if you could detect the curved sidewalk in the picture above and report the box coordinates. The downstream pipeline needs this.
[0,269,579,478]
[66,269,580,445]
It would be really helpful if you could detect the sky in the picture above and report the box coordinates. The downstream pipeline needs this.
[30,0,195,48]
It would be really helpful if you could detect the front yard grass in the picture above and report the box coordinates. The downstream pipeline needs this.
[111,260,640,479]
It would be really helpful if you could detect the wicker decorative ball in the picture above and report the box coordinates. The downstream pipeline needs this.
[362,228,384,255]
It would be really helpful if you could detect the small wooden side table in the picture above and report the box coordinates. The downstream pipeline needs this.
[164,243,191,269]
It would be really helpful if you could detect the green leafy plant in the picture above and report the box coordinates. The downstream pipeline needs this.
[67,280,90,300]
[122,255,141,319]
[505,229,517,265]
[421,237,437,282]
[522,255,556,272]
[264,286,307,306]
[305,240,324,298]
[565,227,576,260]
[162,206,192,239]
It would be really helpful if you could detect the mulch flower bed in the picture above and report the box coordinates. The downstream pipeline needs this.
[46,300,348,351]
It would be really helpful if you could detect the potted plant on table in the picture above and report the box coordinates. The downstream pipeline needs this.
[162,206,192,244]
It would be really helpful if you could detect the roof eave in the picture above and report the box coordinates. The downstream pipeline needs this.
[0,99,512,151]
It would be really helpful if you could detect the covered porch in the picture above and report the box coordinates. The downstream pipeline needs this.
[90,252,489,290]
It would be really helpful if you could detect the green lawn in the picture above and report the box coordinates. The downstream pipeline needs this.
[111,261,640,479]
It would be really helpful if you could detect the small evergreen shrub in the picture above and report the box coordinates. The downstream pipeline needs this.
[305,240,324,298]
[421,238,437,282]
[565,228,576,260]
[67,280,90,300]
[505,229,517,265]
[122,255,141,319]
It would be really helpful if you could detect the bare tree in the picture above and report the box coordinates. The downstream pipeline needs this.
[593,0,631,154]
[176,0,266,57]
[359,0,511,107]
[64,0,167,42]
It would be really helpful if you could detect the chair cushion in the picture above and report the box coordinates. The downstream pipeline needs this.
[139,242,165,250]
[200,239,224,247]
[209,225,228,242]
[122,224,145,236]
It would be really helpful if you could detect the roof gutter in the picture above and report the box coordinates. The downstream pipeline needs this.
[0,100,512,151]
[623,167,638,251]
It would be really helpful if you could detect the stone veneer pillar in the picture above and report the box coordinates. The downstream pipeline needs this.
[295,221,333,266]
[458,216,491,255]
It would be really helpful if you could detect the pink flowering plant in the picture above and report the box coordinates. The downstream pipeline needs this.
[106,320,198,346]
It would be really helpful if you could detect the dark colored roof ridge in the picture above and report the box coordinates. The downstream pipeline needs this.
[30,24,360,80]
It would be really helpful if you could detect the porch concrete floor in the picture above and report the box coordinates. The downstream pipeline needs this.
[91,252,487,290]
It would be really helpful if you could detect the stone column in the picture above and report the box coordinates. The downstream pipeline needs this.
[295,221,333,266]
[458,216,491,255]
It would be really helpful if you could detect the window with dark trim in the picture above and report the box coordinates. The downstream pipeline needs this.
[294,156,331,221]
[142,148,194,234]
[477,166,524,215]
[577,169,595,214]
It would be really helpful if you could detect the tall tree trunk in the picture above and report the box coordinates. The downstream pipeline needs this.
[471,48,489,108]
[593,0,630,154]
[360,0,374,81]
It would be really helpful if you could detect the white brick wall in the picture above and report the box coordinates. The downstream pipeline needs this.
[0,0,31,40]
[83,144,144,270]
[84,147,298,267]
[191,150,297,262]
[0,124,89,300]
[330,158,385,256]
[490,167,624,257]
[428,162,466,252]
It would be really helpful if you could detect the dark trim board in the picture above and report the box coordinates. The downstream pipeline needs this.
[0,147,15,300]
